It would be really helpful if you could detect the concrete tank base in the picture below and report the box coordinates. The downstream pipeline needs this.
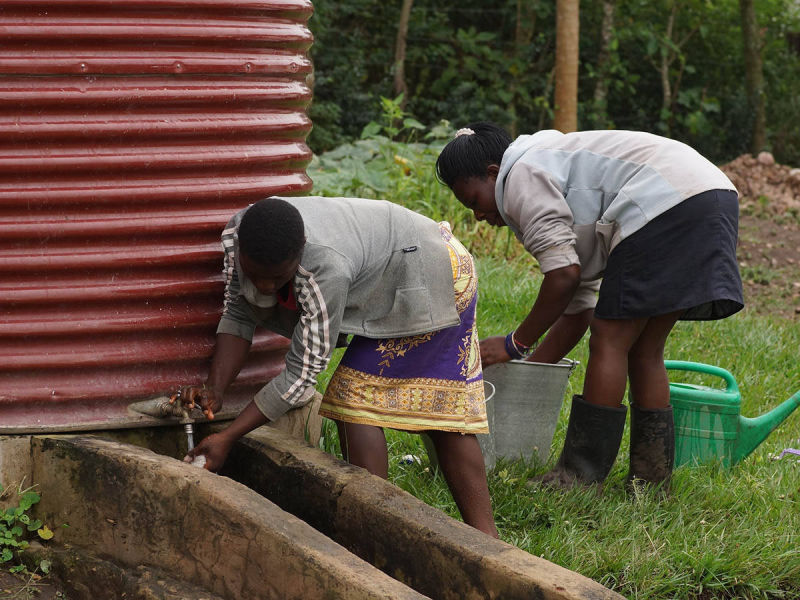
[218,426,623,600]
[2,434,426,600]
[0,430,623,600]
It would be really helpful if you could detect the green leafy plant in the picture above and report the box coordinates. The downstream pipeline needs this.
[0,482,52,572]
[310,109,525,261]
[360,93,425,141]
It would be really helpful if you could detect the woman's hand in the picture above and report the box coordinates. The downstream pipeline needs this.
[479,335,512,367]
[173,383,222,420]
[183,432,236,472]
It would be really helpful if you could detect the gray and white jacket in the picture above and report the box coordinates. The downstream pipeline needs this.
[496,130,736,312]
[217,196,459,421]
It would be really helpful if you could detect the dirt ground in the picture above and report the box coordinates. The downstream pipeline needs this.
[720,152,800,319]
[737,213,800,318]
[0,569,64,599]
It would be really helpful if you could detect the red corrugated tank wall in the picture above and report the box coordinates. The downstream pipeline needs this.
[0,0,314,432]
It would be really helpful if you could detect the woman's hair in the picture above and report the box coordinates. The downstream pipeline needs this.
[435,122,512,187]
[238,197,305,265]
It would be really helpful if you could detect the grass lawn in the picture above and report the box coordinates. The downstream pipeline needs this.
[310,133,800,599]
[318,256,800,600]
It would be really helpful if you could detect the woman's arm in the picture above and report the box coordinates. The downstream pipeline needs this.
[480,264,581,366]
[514,264,581,347]
[527,307,593,364]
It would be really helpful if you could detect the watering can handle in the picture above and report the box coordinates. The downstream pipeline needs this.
[664,360,739,394]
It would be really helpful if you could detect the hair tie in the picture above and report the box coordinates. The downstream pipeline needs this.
[455,128,475,138]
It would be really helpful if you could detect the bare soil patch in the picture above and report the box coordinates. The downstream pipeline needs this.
[737,214,800,318]
[720,152,800,319]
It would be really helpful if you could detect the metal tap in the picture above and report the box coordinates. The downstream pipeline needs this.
[128,388,198,452]
[174,390,195,451]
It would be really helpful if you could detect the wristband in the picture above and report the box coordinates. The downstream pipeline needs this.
[504,331,533,359]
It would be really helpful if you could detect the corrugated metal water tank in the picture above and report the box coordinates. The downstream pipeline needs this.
[0,0,314,432]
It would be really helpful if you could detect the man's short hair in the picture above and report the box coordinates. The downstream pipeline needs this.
[238,197,305,265]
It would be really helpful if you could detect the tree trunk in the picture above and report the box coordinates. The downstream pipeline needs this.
[509,0,535,138]
[554,0,580,132]
[740,0,767,153]
[593,0,615,129]
[659,3,676,136]
[649,1,697,137]
[393,0,414,109]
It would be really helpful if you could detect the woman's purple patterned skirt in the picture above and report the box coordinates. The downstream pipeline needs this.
[320,224,488,434]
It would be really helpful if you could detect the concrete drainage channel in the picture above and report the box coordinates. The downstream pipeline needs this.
[0,429,623,600]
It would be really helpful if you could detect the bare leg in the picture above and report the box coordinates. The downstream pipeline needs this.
[338,421,389,479]
[627,311,682,408]
[582,317,648,407]
[624,311,682,492]
[536,313,681,490]
[533,316,644,489]
[426,430,498,538]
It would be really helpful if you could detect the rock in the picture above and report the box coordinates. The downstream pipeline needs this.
[757,151,775,165]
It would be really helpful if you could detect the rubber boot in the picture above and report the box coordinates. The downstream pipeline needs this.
[627,404,674,495]
[531,395,627,490]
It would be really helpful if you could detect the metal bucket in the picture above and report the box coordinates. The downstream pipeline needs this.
[423,359,577,471]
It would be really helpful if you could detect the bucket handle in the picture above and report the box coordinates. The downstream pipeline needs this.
[562,358,578,374]
[664,360,739,394]
[482,380,496,404]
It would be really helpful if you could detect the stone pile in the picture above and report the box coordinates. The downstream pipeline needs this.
[720,152,800,215]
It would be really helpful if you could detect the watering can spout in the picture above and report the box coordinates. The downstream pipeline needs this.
[733,390,800,464]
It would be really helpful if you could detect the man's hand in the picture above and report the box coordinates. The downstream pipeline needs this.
[479,335,512,367]
[182,401,269,472]
[173,384,222,420]
[183,432,236,472]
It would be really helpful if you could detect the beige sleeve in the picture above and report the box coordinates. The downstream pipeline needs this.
[502,164,580,273]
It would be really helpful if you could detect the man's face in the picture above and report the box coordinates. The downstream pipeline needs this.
[239,251,301,296]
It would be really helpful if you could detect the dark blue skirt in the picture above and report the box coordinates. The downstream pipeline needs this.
[595,189,744,321]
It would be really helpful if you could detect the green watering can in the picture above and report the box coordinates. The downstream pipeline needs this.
[665,360,800,467]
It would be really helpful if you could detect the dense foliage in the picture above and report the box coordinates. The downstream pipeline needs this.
[307,0,800,165]
[308,108,527,259]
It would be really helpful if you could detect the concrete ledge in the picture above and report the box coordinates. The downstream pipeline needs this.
[0,435,33,496]
[223,426,624,600]
[29,435,428,600]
